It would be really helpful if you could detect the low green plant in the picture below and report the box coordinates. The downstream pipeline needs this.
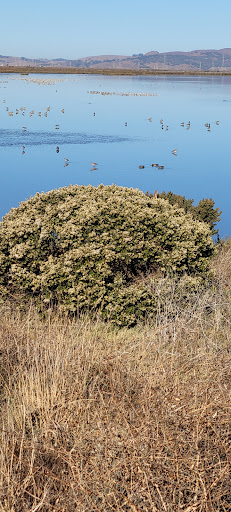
[0,185,215,325]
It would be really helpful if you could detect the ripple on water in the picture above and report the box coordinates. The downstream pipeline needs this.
[0,129,132,147]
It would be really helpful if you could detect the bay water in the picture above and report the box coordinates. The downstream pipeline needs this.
[0,73,230,237]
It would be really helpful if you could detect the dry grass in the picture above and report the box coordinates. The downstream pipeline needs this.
[0,241,230,511]
[1,66,231,76]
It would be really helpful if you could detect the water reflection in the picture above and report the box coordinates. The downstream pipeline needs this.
[0,73,230,237]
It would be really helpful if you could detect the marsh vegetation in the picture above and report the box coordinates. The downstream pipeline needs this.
[0,184,229,511]
[0,238,230,511]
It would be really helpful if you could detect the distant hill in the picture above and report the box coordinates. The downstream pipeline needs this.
[1,49,231,71]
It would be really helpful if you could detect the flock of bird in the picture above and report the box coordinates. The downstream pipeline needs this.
[1,96,220,171]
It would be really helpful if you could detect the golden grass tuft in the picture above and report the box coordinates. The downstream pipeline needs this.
[0,241,230,511]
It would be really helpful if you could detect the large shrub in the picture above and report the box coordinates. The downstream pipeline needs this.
[0,185,215,325]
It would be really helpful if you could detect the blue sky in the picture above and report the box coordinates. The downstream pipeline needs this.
[1,0,231,59]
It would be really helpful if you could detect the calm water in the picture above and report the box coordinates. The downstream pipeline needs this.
[0,73,230,237]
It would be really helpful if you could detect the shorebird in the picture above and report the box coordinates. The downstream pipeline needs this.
[139,165,145,169]
[158,165,164,170]
[216,120,219,125]
[151,164,159,167]
[172,149,177,156]
[61,109,64,113]
[90,167,97,172]
[90,161,98,166]
[64,158,69,162]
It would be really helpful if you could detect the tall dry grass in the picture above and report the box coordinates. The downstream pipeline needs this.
[0,241,230,511]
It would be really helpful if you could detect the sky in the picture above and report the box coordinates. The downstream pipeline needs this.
[1,0,231,59]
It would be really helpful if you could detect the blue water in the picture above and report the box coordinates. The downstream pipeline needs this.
[0,73,230,237]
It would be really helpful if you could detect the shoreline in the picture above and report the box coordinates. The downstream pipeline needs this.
[1,66,231,76]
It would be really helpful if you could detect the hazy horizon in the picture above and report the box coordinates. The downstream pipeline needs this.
[2,47,231,62]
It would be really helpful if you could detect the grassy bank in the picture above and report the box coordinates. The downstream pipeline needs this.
[0,240,230,511]
[1,66,231,76]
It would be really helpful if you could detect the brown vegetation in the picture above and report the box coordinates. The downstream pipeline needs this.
[1,66,231,76]
[0,240,230,511]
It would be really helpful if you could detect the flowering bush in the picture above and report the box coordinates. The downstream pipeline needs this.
[0,185,215,325]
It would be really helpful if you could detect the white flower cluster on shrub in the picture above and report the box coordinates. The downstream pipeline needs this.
[0,185,215,325]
